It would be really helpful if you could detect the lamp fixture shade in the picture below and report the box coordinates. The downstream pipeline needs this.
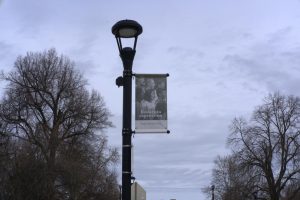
[112,19,143,38]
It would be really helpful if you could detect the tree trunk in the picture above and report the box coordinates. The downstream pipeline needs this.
[46,131,58,200]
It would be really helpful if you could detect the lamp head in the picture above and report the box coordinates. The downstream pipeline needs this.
[112,19,143,38]
[112,19,143,52]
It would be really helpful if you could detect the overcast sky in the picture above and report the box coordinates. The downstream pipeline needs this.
[1,0,300,200]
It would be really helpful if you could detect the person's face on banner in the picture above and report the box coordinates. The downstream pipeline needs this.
[143,90,155,102]
[146,79,155,90]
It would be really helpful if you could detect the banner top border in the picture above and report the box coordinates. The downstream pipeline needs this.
[134,73,169,77]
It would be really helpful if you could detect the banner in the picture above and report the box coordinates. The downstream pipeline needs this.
[135,74,168,133]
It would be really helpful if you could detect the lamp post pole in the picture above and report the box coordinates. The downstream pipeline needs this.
[112,19,143,200]
[211,185,215,200]
[121,47,135,200]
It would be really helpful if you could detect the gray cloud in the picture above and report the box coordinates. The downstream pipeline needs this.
[0,41,13,59]
[222,27,300,95]
[0,41,19,74]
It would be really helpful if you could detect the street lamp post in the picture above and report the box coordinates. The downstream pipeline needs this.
[211,185,215,200]
[112,19,143,200]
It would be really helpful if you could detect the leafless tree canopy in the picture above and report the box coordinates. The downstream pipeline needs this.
[0,49,119,200]
[206,93,300,200]
[202,154,260,200]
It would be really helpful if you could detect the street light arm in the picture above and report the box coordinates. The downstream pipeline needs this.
[115,37,123,53]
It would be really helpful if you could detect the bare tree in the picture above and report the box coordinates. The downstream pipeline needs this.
[203,154,260,200]
[56,134,119,200]
[0,49,117,200]
[282,175,300,200]
[229,93,300,200]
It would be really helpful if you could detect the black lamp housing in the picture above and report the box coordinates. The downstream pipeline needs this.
[112,19,143,52]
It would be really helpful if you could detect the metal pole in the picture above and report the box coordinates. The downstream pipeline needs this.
[120,47,135,200]
[211,185,215,200]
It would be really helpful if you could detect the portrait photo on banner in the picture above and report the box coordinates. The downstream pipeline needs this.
[135,74,168,132]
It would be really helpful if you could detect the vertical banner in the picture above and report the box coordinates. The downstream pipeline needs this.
[135,74,168,133]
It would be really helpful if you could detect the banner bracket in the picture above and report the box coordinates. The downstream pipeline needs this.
[135,73,169,77]
[133,130,171,134]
